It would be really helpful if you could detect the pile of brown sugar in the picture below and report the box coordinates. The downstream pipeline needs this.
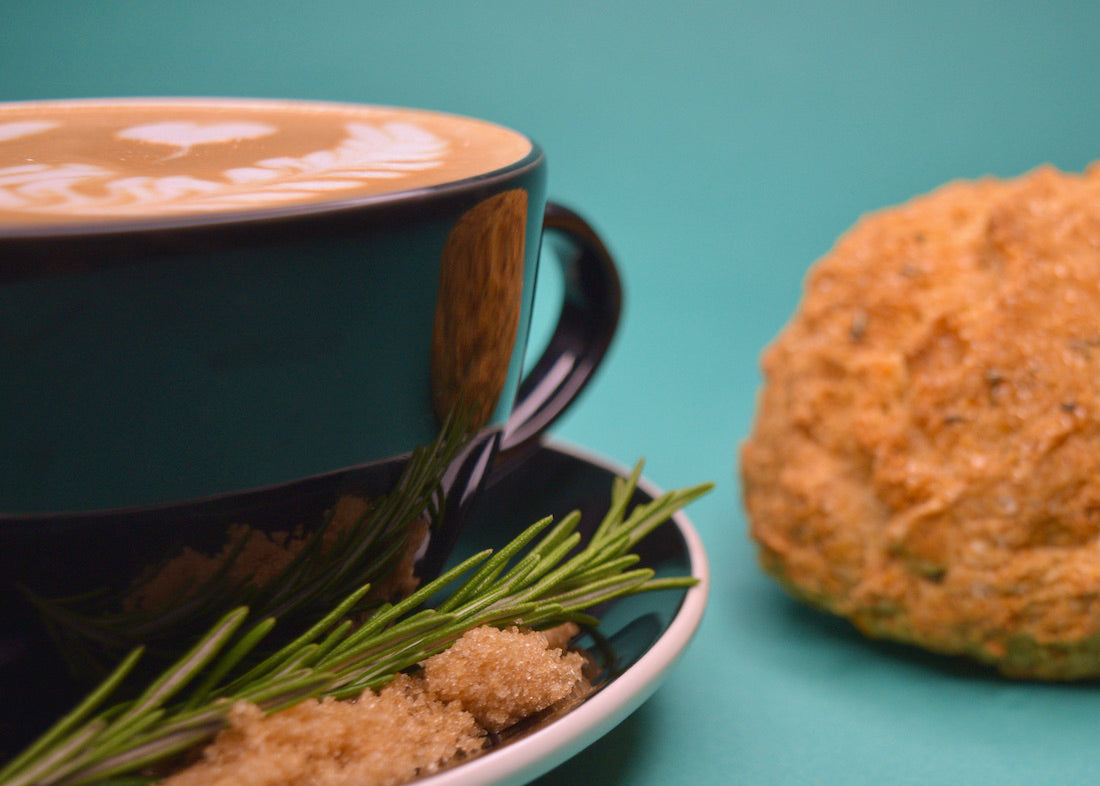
[162,624,588,786]
[741,164,1099,679]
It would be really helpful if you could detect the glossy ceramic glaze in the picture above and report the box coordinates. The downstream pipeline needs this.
[0,99,622,756]
[0,99,552,513]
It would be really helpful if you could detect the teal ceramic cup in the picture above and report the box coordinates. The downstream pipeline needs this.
[0,98,620,749]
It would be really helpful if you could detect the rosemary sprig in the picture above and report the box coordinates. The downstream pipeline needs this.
[0,463,710,786]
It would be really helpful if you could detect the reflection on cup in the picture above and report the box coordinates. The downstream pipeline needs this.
[432,189,528,430]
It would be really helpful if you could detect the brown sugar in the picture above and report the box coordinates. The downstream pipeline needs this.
[741,164,1100,679]
[422,625,587,732]
[162,676,485,786]
[163,625,587,786]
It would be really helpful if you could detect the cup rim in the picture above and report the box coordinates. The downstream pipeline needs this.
[0,96,545,239]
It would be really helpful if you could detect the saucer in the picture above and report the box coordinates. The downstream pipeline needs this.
[418,439,710,786]
[0,440,708,783]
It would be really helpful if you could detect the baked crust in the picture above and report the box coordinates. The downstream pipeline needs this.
[741,164,1099,679]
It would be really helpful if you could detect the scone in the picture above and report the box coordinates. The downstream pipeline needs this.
[741,164,1099,680]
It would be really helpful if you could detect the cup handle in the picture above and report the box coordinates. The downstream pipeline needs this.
[498,202,622,457]
[419,203,620,578]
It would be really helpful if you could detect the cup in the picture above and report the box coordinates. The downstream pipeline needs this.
[0,97,621,750]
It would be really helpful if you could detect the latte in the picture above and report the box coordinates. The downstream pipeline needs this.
[0,98,533,227]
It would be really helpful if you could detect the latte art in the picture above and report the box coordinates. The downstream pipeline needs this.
[1,122,447,217]
[0,99,533,226]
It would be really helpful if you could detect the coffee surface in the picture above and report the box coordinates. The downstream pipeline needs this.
[0,98,533,227]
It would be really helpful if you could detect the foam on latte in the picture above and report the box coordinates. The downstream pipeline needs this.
[0,98,533,227]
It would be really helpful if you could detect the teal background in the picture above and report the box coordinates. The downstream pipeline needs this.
[2,2,1096,783]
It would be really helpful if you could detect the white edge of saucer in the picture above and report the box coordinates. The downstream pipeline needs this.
[415,439,711,786]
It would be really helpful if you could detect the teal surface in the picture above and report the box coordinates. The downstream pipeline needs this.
[2,2,1096,783]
